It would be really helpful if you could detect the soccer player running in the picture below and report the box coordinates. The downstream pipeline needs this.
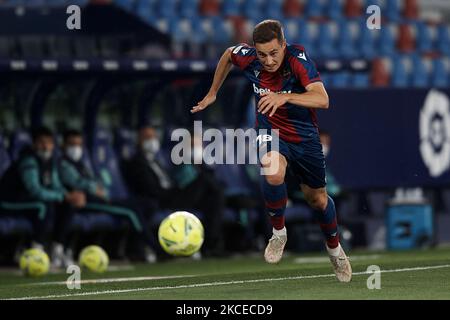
[191,20,351,282]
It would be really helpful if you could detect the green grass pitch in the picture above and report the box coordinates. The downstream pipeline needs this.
[1,246,450,300]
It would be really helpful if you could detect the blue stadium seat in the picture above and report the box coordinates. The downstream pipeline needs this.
[431,58,448,88]
[214,164,255,198]
[338,21,358,59]
[304,0,323,18]
[89,128,129,200]
[188,18,207,45]
[70,212,120,233]
[411,55,429,88]
[352,73,370,88]
[317,23,338,59]
[385,0,401,22]
[114,128,136,161]
[437,25,450,55]
[203,16,232,44]
[67,0,88,5]
[0,134,11,177]
[391,56,409,87]
[45,0,69,6]
[284,204,313,223]
[114,0,135,12]
[320,73,330,87]
[359,20,376,59]
[135,0,156,23]
[331,72,351,88]
[222,0,241,16]
[0,216,33,236]
[169,18,192,43]
[378,24,396,56]
[180,0,199,19]
[295,19,314,52]
[9,129,31,160]
[283,18,300,43]
[415,22,433,53]
[157,0,177,19]
[242,0,264,21]
[264,0,283,21]
[327,0,343,21]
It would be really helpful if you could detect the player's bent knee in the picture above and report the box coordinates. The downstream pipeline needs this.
[306,195,328,211]
[265,173,285,186]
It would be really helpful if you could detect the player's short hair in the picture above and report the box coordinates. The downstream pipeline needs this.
[63,129,82,143]
[31,126,54,143]
[253,19,285,45]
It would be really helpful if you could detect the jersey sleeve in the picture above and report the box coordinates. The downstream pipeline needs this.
[289,46,322,87]
[230,43,257,70]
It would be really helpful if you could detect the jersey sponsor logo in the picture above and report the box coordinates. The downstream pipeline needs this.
[297,52,307,61]
[232,45,243,54]
[253,83,292,96]
[419,89,450,177]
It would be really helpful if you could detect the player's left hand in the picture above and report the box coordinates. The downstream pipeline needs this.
[257,92,288,117]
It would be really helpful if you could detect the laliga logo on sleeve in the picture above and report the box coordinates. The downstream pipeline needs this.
[419,90,450,177]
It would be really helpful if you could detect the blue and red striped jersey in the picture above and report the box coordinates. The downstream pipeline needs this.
[230,43,322,143]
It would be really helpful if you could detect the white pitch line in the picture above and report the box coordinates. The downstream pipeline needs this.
[4,264,450,300]
[32,275,197,286]
[294,254,382,264]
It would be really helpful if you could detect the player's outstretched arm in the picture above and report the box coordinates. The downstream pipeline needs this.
[191,47,234,113]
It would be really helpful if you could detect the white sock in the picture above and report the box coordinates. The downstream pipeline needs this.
[326,243,341,257]
[273,227,287,237]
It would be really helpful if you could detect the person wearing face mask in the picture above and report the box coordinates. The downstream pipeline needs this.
[0,126,85,267]
[122,126,226,257]
[58,129,159,264]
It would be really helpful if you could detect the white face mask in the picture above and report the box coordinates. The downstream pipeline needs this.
[66,146,83,162]
[142,139,160,155]
[322,145,330,158]
[37,149,52,161]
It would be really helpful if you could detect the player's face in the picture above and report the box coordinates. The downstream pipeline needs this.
[255,38,286,73]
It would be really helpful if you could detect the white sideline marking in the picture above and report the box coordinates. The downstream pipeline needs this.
[33,275,197,286]
[4,264,450,300]
[294,254,382,264]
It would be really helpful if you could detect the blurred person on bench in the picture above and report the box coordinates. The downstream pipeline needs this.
[0,126,84,268]
[122,126,226,257]
[58,129,159,263]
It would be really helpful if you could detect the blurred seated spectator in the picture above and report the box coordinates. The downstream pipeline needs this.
[0,127,85,268]
[122,126,226,257]
[58,129,159,263]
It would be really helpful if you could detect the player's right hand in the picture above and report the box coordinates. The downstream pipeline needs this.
[191,94,216,113]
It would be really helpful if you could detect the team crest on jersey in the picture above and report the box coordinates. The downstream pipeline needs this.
[297,51,307,61]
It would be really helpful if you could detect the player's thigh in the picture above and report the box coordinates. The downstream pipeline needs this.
[261,151,288,185]
[288,138,326,190]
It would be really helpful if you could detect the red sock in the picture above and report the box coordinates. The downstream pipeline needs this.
[326,233,340,249]
[270,216,285,230]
